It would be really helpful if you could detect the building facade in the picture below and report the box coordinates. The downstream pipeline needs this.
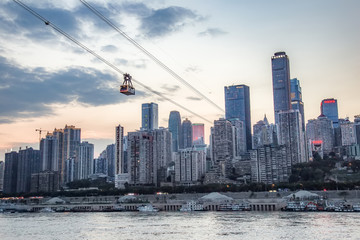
[192,123,205,145]
[224,84,252,150]
[271,52,291,125]
[16,147,40,193]
[290,78,305,131]
[174,148,206,185]
[321,98,339,128]
[77,141,94,180]
[142,102,158,130]
[306,115,334,155]
[168,111,182,152]
[3,151,19,194]
[278,110,307,165]
[181,118,193,149]
[115,125,124,175]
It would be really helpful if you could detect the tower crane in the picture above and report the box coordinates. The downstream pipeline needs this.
[35,128,49,141]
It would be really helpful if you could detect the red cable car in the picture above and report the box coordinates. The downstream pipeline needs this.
[120,73,135,95]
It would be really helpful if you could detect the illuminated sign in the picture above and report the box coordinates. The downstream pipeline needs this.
[312,140,323,145]
[323,100,336,104]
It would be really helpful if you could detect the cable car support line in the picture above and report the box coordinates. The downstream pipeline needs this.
[13,0,213,124]
[80,0,225,113]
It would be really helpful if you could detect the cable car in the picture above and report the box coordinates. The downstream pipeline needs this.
[120,73,135,95]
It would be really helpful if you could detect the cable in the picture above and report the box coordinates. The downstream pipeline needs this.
[13,0,213,124]
[80,0,225,113]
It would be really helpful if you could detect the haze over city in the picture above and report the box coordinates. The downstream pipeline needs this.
[0,0,359,160]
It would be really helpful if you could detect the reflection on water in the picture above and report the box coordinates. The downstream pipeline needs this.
[1,212,359,240]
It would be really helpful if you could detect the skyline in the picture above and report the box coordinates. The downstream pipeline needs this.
[1,0,360,160]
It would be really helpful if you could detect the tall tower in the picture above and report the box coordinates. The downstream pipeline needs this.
[290,78,305,130]
[168,111,182,152]
[115,124,124,175]
[272,52,291,124]
[77,141,94,180]
[224,84,252,150]
[142,102,158,130]
[321,98,339,128]
[192,123,205,145]
[17,147,40,193]
[3,151,18,194]
[181,118,193,149]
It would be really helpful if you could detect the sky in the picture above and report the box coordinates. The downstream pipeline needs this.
[0,0,359,160]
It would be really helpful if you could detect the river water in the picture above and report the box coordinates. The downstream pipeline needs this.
[1,212,359,240]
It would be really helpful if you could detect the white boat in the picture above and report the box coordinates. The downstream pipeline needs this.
[180,201,204,212]
[39,207,55,213]
[353,204,360,212]
[137,205,159,212]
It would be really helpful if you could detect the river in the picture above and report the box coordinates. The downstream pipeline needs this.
[1,211,359,240]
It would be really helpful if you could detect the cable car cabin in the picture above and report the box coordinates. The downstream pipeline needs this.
[120,73,135,96]
[120,85,135,95]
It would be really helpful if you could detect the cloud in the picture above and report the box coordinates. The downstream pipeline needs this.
[187,96,202,101]
[114,58,147,69]
[198,28,227,38]
[0,56,146,124]
[141,6,199,38]
[121,3,202,38]
[185,65,201,73]
[161,84,180,92]
[101,45,118,52]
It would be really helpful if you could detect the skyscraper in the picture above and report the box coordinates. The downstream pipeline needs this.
[40,133,59,171]
[115,124,124,175]
[0,161,4,192]
[290,78,305,130]
[168,111,182,152]
[77,141,94,180]
[306,114,334,155]
[192,123,205,145]
[321,98,339,128]
[142,102,158,130]
[3,151,18,194]
[212,118,233,177]
[224,84,252,150]
[181,118,193,149]
[16,147,40,193]
[272,52,291,124]
[106,144,116,178]
[278,110,307,166]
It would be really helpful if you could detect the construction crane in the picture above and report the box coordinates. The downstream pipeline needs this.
[35,128,49,141]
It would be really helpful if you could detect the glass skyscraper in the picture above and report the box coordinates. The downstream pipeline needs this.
[321,98,339,128]
[290,78,305,130]
[272,52,291,124]
[168,111,181,152]
[224,84,252,150]
[181,118,193,149]
[142,102,158,130]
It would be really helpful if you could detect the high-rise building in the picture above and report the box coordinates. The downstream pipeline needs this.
[142,102,158,130]
[290,78,305,130]
[321,98,339,128]
[174,148,206,184]
[306,114,334,155]
[0,161,4,192]
[354,115,360,145]
[63,125,81,160]
[106,144,116,178]
[52,129,64,184]
[340,118,356,146]
[278,110,307,166]
[40,133,59,172]
[77,141,94,180]
[250,145,288,184]
[212,119,233,177]
[127,128,172,186]
[168,111,182,152]
[30,170,59,193]
[230,119,247,156]
[115,125,124,175]
[181,118,193,149]
[224,84,252,150]
[16,147,40,193]
[192,123,205,145]
[252,115,278,149]
[3,151,18,194]
[272,52,291,124]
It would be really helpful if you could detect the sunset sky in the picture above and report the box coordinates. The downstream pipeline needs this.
[1,0,359,160]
